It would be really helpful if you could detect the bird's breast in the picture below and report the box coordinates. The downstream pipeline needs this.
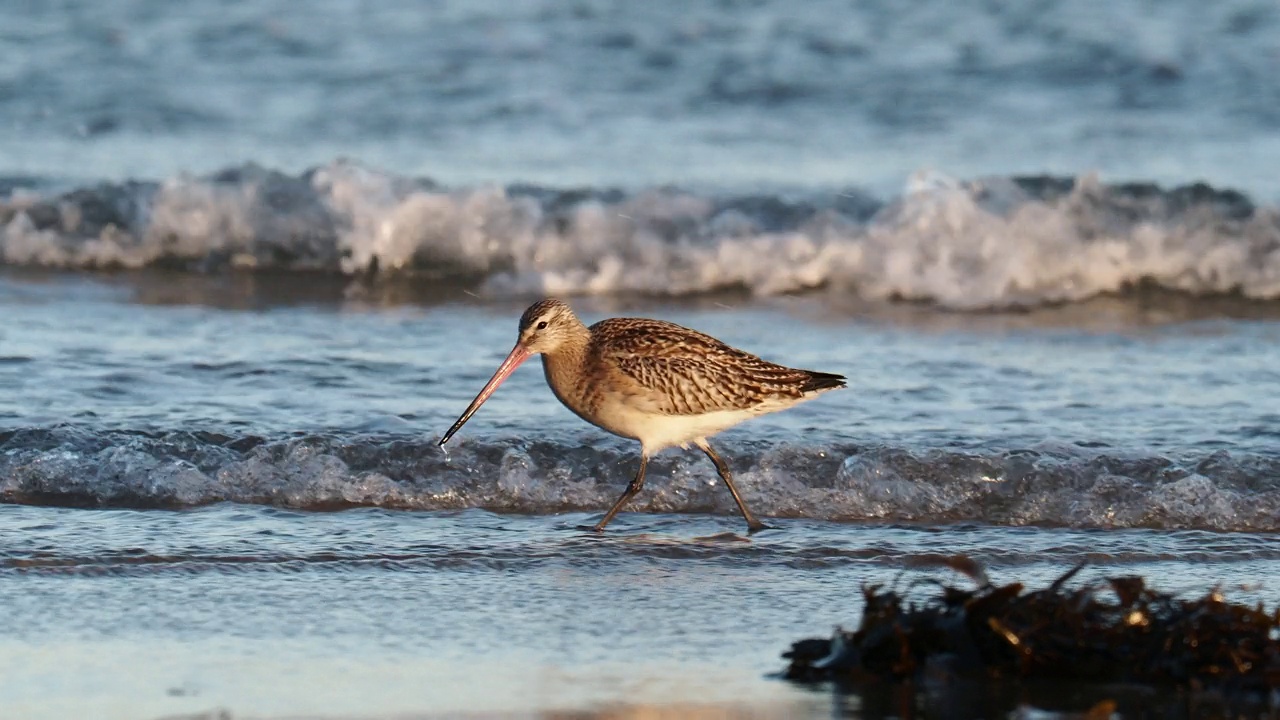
[541,352,600,416]
[540,353,648,440]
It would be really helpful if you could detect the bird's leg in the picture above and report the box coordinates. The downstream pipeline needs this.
[592,454,649,533]
[696,439,769,533]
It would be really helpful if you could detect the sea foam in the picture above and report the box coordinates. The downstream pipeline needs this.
[3,161,1278,309]
[2,428,1276,531]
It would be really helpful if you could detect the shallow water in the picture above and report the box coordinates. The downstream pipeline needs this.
[2,273,1279,718]
[3,504,1278,719]
[3,272,1279,530]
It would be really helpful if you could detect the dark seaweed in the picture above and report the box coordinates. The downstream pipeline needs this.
[783,556,1280,699]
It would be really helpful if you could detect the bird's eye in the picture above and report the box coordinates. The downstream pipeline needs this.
[536,320,548,330]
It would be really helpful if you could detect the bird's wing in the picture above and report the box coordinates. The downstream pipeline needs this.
[591,318,823,415]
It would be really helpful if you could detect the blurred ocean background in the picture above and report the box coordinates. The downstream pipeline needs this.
[2,1,1279,718]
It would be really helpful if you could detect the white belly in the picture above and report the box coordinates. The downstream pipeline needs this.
[592,398,804,454]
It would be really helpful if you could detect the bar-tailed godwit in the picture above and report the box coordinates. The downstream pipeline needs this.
[439,299,845,533]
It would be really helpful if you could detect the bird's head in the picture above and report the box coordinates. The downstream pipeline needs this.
[516,298,581,355]
[439,298,584,446]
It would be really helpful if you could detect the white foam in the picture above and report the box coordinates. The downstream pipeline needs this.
[2,432,1277,531]
[3,161,1280,309]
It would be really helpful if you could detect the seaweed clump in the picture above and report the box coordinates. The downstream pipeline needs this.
[783,557,1280,697]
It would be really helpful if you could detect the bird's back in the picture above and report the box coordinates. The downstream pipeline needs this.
[587,317,845,416]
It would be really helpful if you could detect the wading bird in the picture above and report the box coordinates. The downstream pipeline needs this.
[439,299,845,533]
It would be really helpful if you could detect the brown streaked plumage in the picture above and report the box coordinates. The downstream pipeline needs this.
[439,298,845,533]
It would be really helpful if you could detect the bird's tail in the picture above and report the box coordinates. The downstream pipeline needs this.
[800,370,847,393]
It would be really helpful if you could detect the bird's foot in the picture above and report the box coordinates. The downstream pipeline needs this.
[746,520,774,534]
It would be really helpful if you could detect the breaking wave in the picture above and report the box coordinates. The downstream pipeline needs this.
[3,161,1280,310]
[2,427,1277,532]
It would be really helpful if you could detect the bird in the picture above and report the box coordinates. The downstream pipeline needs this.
[438,298,845,533]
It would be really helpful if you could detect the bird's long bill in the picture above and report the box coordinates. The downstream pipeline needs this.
[438,343,531,446]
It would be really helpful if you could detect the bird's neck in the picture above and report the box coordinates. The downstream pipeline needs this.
[541,330,591,408]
